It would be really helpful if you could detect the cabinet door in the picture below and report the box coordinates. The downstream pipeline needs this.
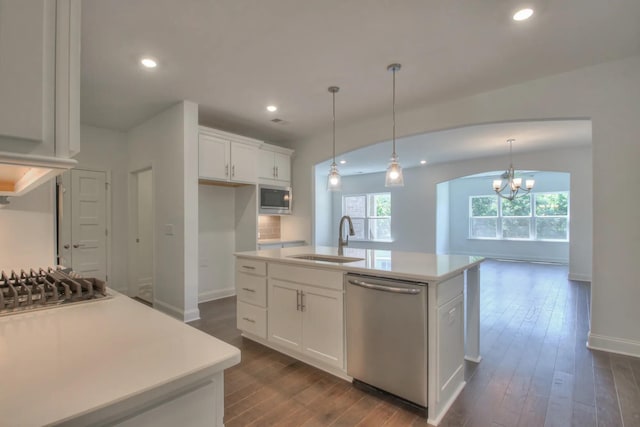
[199,134,229,180]
[437,293,464,397]
[230,142,257,183]
[274,152,291,182]
[258,149,276,180]
[268,279,302,351]
[0,0,55,148]
[301,285,344,368]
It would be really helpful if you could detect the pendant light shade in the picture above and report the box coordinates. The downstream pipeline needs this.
[385,63,404,187]
[327,86,342,191]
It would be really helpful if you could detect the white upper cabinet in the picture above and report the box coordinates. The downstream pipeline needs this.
[258,144,293,185]
[0,0,80,158]
[198,126,260,184]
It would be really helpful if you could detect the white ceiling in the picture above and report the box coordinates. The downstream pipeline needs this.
[81,1,640,145]
[316,119,591,176]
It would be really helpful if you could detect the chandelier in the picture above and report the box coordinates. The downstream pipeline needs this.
[492,138,534,200]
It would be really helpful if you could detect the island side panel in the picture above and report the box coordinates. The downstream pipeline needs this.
[465,265,481,362]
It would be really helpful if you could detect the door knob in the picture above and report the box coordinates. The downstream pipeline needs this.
[72,243,85,248]
[63,244,70,249]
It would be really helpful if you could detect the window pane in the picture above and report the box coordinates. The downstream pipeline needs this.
[351,218,366,240]
[470,218,497,238]
[369,218,391,241]
[536,218,568,240]
[344,195,365,217]
[471,196,497,217]
[369,193,391,217]
[502,218,531,239]
[501,196,531,216]
[535,193,568,216]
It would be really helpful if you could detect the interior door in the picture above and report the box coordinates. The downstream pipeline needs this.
[58,169,107,280]
[136,168,153,302]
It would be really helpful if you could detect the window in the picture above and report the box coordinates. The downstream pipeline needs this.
[469,192,569,241]
[343,193,391,241]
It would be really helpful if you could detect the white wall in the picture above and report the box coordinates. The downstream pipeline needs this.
[0,182,55,270]
[76,125,128,292]
[293,55,640,357]
[448,172,570,263]
[127,101,200,321]
[435,181,450,254]
[198,184,236,302]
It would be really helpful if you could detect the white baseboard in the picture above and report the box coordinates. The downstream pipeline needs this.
[241,332,351,382]
[568,272,592,282]
[587,332,640,358]
[154,299,201,322]
[428,380,466,426]
[199,287,236,303]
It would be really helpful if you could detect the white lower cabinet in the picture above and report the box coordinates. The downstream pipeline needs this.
[437,293,464,393]
[268,278,344,369]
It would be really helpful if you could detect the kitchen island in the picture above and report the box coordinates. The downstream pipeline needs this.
[234,245,483,426]
[0,291,240,427]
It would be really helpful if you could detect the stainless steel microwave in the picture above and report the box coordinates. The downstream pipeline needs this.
[259,185,292,215]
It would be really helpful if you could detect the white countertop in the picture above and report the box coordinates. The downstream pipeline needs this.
[0,293,240,427]
[235,245,484,282]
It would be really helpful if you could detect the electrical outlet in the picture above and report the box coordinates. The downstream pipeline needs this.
[164,224,174,236]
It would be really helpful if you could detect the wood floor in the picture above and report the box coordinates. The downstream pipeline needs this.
[188,260,640,426]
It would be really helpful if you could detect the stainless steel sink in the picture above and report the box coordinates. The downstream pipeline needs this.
[287,254,364,263]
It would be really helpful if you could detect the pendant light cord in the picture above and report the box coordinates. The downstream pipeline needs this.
[392,67,397,157]
[332,90,336,165]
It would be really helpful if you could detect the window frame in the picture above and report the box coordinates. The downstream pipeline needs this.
[342,192,392,242]
[468,191,570,242]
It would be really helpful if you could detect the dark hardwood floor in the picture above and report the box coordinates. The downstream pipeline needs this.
[188,260,640,426]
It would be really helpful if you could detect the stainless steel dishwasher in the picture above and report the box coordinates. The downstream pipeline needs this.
[345,273,428,408]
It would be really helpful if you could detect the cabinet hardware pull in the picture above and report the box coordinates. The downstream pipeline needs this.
[300,291,305,312]
[242,265,255,270]
[225,164,229,176]
[242,317,255,323]
[273,166,276,178]
[296,290,301,311]
[232,165,235,177]
[242,287,256,293]
[347,279,422,295]
[275,166,279,178]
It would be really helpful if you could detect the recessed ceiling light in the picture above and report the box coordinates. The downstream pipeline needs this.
[140,57,157,68]
[339,160,347,164]
[420,160,427,165]
[513,8,534,21]
[266,105,278,112]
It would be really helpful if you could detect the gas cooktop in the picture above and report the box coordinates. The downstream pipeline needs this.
[0,267,109,316]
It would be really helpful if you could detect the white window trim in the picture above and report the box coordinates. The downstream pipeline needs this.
[468,192,570,242]
[342,192,392,242]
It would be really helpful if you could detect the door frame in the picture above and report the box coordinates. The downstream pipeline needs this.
[56,168,112,282]
[128,164,155,303]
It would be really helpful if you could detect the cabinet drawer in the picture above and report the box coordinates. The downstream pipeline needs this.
[237,301,267,338]
[236,273,267,307]
[436,273,464,306]
[236,258,266,276]
[269,263,343,291]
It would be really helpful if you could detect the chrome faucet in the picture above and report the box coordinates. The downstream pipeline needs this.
[338,215,355,256]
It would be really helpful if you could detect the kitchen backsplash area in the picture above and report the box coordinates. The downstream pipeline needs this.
[258,215,281,240]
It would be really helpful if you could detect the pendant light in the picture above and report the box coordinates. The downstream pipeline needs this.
[385,63,404,187]
[327,86,342,191]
